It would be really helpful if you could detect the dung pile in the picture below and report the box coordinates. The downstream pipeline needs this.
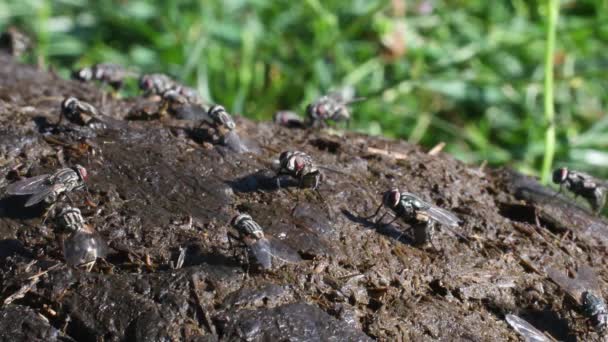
[0,52,606,341]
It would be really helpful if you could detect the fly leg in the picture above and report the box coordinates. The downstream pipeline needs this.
[41,202,58,225]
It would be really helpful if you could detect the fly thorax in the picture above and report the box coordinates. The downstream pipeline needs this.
[583,292,608,317]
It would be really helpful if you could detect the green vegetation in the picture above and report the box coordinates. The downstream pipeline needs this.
[2,0,608,177]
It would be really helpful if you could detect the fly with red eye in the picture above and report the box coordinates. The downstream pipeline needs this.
[5,165,89,208]
[366,189,462,246]
[275,151,321,189]
[552,167,608,214]
[306,90,365,127]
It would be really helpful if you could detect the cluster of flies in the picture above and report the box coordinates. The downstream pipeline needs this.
[5,165,106,271]
[3,33,608,339]
[502,167,608,340]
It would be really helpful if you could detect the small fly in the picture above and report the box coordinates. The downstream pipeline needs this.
[553,167,607,214]
[5,165,88,207]
[160,89,202,118]
[306,89,364,127]
[231,214,301,270]
[547,265,608,334]
[56,206,107,271]
[367,189,461,245]
[203,105,236,131]
[139,73,178,96]
[275,151,321,189]
[58,97,105,129]
[505,314,553,342]
[72,63,137,90]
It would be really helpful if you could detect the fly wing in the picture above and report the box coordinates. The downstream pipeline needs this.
[5,175,50,195]
[266,237,303,264]
[63,229,106,267]
[546,266,585,304]
[425,205,460,227]
[24,183,63,207]
[505,315,552,342]
[576,265,601,294]
[249,239,273,270]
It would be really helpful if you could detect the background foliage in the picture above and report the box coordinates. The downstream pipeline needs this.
[1,0,607,176]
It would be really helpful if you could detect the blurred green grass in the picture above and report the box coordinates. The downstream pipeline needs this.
[1,0,608,177]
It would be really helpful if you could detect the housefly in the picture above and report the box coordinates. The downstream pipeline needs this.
[204,105,236,130]
[139,73,200,99]
[72,63,137,90]
[231,214,301,270]
[58,97,105,129]
[56,206,107,271]
[275,151,321,189]
[5,165,88,207]
[552,167,607,214]
[546,265,608,334]
[306,89,364,127]
[367,189,461,245]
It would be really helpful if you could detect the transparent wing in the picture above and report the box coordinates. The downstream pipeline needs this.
[249,239,273,270]
[5,175,50,195]
[425,205,460,227]
[576,265,601,294]
[266,237,303,264]
[546,267,585,304]
[24,183,63,207]
[505,315,552,342]
[63,229,107,267]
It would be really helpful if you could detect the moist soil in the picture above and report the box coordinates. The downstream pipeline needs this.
[0,53,607,341]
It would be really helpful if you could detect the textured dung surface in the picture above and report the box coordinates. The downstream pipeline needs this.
[0,53,607,341]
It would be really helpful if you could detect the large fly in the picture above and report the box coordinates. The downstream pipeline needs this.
[366,189,462,245]
[5,165,88,207]
[231,214,302,270]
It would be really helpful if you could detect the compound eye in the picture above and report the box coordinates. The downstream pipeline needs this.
[318,105,327,115]
[295,159,305,171]
[77,166,88,181]
[391,191,400,207]
[552,168,567,184]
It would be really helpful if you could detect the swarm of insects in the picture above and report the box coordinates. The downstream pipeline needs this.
[552,167,607,214]
[306,89,364,127]
[368,189,461,246]
[5,165,88,208]
[56,206,107,271]
[547,265,608,335]
[0,26,32,57]
[276,151,321,189]
[505,314,553,342]
[231,213,301,270]
[72,63,136,90]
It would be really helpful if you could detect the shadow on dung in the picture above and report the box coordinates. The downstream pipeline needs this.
[341,208,414,245]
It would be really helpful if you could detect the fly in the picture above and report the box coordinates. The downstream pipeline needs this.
[231,214,301,270]
[306,89,364,127]
[552,167,607,214]
[367,189,461,245]
[56,206,107,271]
[547,264,608,334]
[5,165,88,207]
